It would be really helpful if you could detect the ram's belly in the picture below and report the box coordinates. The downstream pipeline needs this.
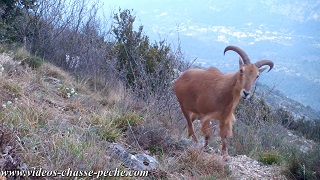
[195,94,233,121]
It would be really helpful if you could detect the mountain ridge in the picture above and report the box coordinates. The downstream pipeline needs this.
[255,82,320,120]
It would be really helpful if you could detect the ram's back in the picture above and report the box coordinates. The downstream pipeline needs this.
[173,68,224,115]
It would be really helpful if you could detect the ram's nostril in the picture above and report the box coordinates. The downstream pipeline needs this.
[243,91,250,97]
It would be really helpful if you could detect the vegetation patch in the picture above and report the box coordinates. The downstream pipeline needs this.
[258,151,282,165]
[1,81,22,96]
[24,56,43,69]
[58,85,77,99]
[176,148,227,179]
[282,145,320,179]
[90,114,122,142]
[113,112,143,132]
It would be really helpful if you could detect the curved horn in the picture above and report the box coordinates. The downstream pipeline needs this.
[224,45,251,64]
[254,60,274,72]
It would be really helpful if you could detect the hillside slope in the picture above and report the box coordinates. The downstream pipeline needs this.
[0,49,319,179]
[0,51,128,176]
[255,82,320,120]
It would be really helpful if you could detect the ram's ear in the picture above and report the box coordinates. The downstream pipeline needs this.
[259,67,267,73]
[239,57,244,68]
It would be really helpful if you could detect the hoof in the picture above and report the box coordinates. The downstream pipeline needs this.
[202,145,214,153]
[222,154,230,161]
[190,141,202,148]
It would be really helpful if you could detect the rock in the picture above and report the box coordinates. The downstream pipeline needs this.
[43,77,62,85]
[110,144,159,171]
[134,154,158,170]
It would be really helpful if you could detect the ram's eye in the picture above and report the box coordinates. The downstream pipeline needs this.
[256,75,260,79]
[240,69,243,73]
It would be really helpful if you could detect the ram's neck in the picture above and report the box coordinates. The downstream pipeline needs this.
[232,72,242,109]
[222,72,242,112]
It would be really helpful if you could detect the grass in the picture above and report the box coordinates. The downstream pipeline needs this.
[175,148,227,179]
[113,112,143,131]
[1,80,22,96]
[90,113,122,142]
[13,46,30,61]
[10,46,43,69]
[0,50,126,174]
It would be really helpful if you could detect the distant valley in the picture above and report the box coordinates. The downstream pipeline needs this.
[106,0,320,112]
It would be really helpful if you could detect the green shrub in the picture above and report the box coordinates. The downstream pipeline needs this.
[90,115,122,142]
[288,118,320,142]
[11,46,42,69]
[25,56,43,69]
[113,112,143,132]
[89,112,143,142]
[13,46,30,60]
[100,126,121,142]
[258,151,282,165]
[112,9,177,95]
[149,144,164,156]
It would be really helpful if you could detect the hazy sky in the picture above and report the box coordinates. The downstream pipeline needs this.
[103,0,320,50]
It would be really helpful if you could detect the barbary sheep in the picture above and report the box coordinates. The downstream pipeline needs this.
[174,45,274,160]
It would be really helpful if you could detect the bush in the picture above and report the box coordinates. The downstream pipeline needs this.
[275,107,320,142]
[274,108,294,127]
[113,112,143,132]
[258,151,282,165]
[112,9,179,97]
[13,46,30,61]
[25,56,43,69]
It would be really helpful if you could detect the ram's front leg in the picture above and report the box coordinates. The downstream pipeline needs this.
[200,116,213,147]
[219,120,232,161]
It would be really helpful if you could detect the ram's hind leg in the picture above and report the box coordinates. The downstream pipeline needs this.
[181,107,198,143]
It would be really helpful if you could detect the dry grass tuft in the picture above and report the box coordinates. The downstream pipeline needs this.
[163,147,228,179]
[13,47,30,61]
[126,121,187,156]
[40,63,74,85]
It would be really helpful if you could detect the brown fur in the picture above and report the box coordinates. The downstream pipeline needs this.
[174,63,261,159]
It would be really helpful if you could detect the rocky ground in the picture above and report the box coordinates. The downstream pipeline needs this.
[227,155,285,179]
[109,141,286,179]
